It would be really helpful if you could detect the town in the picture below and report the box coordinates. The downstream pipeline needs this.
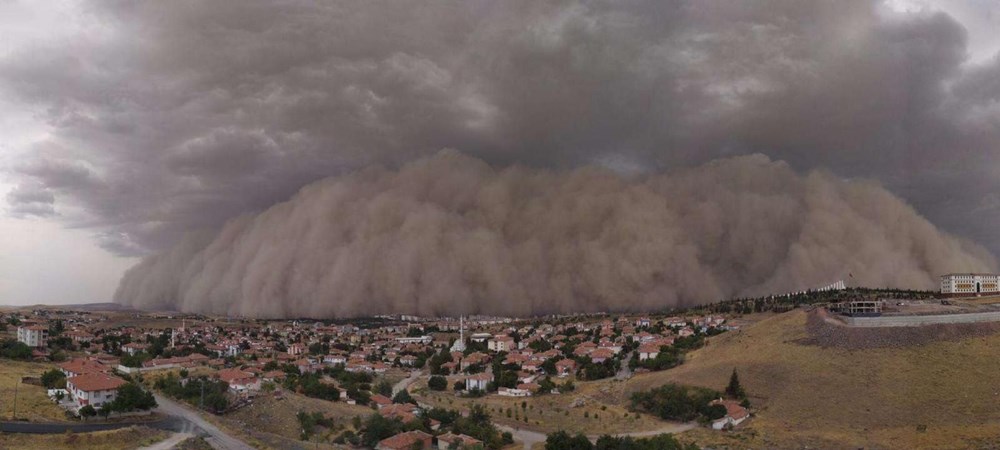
[0,304,746,449]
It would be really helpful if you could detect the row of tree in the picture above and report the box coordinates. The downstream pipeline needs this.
[339,404,513,449]
[154,373,230,413]
[544,431,699,450]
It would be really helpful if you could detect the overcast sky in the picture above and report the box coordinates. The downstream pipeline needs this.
[2,0,1000,306]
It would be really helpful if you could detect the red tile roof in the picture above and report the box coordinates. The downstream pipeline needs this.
[377,430,432,450]
[59,358,109,376]
[68,373,126,392]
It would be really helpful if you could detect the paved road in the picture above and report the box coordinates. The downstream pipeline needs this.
[497,421,697,450]
[392,369,423,396]
[153,394,253,450]
[0,417,185,434]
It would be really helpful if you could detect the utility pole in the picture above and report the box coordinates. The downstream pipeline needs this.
[200,379,205,409]
[12,380,18,420]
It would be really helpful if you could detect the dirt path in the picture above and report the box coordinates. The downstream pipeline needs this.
[138,431,195,450]
[392,369,423,395]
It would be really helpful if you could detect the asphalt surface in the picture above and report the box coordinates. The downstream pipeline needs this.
[152,394,253,450]
[0,418,181,434]
[1,394,253,450]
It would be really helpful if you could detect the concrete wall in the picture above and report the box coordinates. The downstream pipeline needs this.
[844,311,1000,327]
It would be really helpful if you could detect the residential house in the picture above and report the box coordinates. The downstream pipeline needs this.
[376,430,433,450]
[437,432,483,449]
[66,373,126,411]
[216,368,260,394]
[710,399,749,430]
[465,373,493,391]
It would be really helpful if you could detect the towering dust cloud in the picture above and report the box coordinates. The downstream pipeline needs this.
[114,151,996,318]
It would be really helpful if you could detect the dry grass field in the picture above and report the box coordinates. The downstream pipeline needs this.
[0,426,168,450]
[414,377,670,436]
[0,359,69,422]
[620,308,1000,449]
[222,390,372,446]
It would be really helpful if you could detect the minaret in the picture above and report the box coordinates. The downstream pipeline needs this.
[450,316,466,352]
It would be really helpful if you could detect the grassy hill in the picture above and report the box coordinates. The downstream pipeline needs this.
[620,308,1000,449]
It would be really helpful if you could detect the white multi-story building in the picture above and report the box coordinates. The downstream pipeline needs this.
[395,335,433,345]
[487,335,515,352]
[17,325,48,348]
[941,273,1000,296]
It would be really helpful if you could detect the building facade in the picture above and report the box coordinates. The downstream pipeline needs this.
[66,373,126,411]
[941,273,1000,296]
[17,325,48,347]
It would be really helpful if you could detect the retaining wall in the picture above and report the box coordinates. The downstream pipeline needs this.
[843,311,1000,327]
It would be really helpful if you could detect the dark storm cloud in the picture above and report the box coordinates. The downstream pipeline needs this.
[114,151,996,317]
[5,181,55,217]
[1,1,999,314]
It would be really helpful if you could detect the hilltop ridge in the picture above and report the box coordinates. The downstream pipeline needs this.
[623,308,1000,449]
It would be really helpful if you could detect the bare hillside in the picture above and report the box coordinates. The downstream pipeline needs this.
[623,309,1000,449]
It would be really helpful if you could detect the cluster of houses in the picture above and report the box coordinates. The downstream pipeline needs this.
[375,429,483,450]
[6,308,744,436]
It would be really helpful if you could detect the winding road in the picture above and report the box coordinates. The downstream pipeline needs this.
[152,394,253,450]
[392,369,423,396]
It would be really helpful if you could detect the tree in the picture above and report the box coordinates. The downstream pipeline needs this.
[545,431,593,450]
[0,339,32,360]
[49,319,65,336]
[374,379,393,397]
[41,368,67,389]
[79,404,97,420]
[392,389,415,404]
[361,414,405,448]
[541,358,557,375]
[725,368,745,399]
[630,383,723,423]
[111,382,158,412]
[428,375,447,391]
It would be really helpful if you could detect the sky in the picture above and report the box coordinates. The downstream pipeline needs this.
[1,0,1000,309]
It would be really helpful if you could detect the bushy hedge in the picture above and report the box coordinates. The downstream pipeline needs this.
[630,383,726,423]
[545,431,699,450]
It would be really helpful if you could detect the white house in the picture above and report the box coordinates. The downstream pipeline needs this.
[323,354,347,365]
[638,344,660,361]
[122,342,147,356]
[66,373,126,411]
[710,399,749,430]
[216,368,261,394]
[17,325,48,348]
[498,387,531,397]
[465,373,493,391]
[469,333,492,343]
[395,336,432,345]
